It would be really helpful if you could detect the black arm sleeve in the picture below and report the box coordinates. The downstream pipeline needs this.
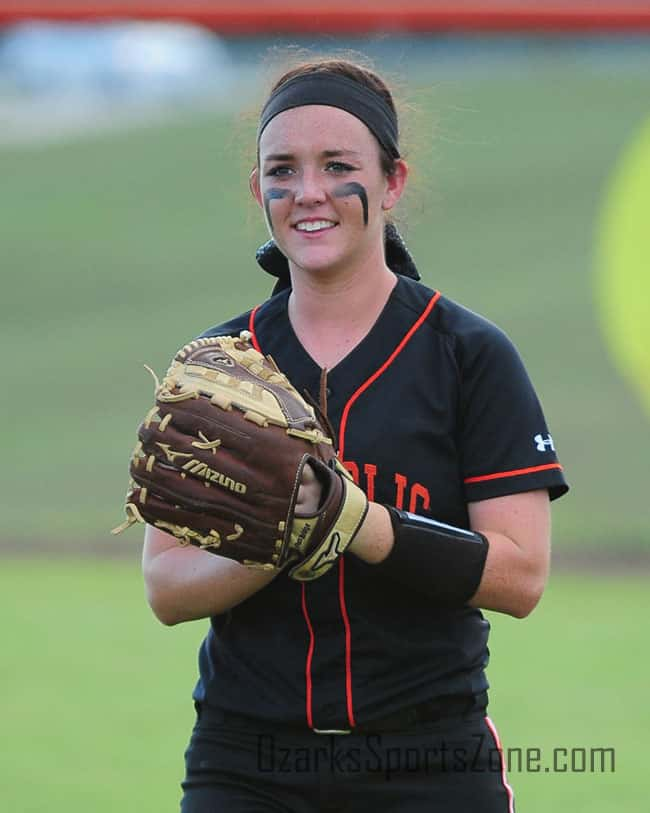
[371,506,489,607]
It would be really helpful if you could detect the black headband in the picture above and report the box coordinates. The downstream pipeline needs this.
[258,72,400,159]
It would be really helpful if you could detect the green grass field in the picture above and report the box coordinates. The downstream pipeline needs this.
[1,559,645,812]
[2,61,649,552]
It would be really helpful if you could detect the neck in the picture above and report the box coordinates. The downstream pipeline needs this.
[287,243,396,327]
[286,255,398,370]
[289,266,396,325]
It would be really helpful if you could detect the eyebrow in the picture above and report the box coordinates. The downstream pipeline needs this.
[263,149,361,162]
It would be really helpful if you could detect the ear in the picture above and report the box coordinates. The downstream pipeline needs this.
[382,159,409,213]
[249,166,263,208]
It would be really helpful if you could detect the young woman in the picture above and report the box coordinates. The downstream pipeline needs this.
[143,59,568,812]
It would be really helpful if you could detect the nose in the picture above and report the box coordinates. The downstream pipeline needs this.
[294,168,326,207]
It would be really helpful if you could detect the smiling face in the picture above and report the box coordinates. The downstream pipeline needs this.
[252,105,407,280]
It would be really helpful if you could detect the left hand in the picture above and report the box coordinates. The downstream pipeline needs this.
[295,461,323,515]
[298,462,395,565]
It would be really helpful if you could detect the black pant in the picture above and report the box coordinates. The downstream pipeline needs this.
[180,705,515,812]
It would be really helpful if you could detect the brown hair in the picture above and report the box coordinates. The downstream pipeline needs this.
[262,58,400,177]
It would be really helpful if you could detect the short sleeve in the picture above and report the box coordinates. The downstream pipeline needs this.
[197,311,251,340]
[458,322,568,502]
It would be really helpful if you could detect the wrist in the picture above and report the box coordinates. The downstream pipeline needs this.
[374,506,489,606]
[347,502,394,564]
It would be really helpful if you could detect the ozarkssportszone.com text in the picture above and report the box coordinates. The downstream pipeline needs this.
[256,735,615,778]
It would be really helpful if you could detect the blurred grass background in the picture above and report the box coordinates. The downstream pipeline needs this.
[1,36,649,812]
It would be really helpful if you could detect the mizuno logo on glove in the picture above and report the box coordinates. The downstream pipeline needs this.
[181,459,248,493]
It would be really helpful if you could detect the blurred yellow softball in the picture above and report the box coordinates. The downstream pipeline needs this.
[598,116,650,419]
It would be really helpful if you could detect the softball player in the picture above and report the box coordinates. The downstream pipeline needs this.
[142,58,568,812]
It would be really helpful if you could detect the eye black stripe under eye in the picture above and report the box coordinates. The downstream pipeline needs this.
[333,182,368,226]
[263,188,290,233]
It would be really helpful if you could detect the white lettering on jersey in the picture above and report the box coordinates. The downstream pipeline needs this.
[534,433,555,452]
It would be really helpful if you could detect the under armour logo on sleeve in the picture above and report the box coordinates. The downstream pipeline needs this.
[534,433,555,452]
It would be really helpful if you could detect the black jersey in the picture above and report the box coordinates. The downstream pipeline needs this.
[192,275,568,731]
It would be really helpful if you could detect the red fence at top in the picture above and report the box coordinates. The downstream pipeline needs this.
[1,1,650,34]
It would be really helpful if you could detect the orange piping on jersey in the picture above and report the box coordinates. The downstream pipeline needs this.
[338,291,441,459]
[338,557,356,729]
[464,462,563,484]
[335,290,441,729]
[485,716,516,813]
[300,584,316,729]
[248,306,262,352]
